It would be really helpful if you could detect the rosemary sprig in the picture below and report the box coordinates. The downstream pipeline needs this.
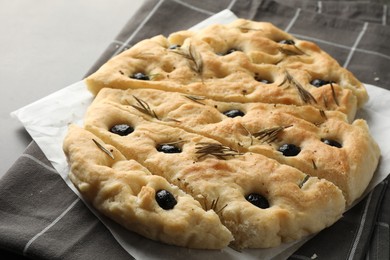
[170,42,203,75]
[211,197,228,214]
[203,196,228,214]
[238,123,254,146]
[312,159,317,170]
[278,45,307,56]
[330,82,339,106]
[279,70,317,105]
[92,139,114,159]
[278,47,303,56]
[322,94,329,109]
[189,43,203,74]
[130,95,159,120]
[253,125,293,144]
[184,95,206,105]
[319,109,327,120]
[195,142,242,160]
[279,39,308,55]
[237,26,263,32]
[298,174,310,188]
[164,118,181,123]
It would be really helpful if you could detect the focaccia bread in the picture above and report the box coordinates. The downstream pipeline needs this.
[85,19,367,121]
[64,115,345,249]
[87,87,380,205]
[63,124,233,249]
[63,19,381,249]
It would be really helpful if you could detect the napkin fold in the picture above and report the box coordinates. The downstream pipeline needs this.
[2,0,390,259]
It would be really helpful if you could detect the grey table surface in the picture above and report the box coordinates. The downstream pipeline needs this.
[0,0,144,178]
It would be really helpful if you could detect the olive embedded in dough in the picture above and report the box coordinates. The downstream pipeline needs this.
[131,72,150,80]
[278,143,301,156]
[321,138,342,148]
[278,39,295,45]
[223,109,245,118]
[168,44,181,50]
[109,124,134,136]
[157,144,182,153]
[310,79,330,87]
[245,193,270,209]
[155,189,177,210]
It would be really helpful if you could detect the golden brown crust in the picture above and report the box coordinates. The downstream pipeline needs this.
[63,19,380,249]
[86,87,380,204]
[86,19,366,121]
[67,113,345,249]
[63,125,234,249]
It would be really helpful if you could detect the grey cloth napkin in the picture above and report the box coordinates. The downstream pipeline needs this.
[1,1,389,259]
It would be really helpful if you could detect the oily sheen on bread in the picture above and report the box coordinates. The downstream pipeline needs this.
[85,19,367,121]
[87,87,379,205]
[63,19,380,249]
[64,116,345,249]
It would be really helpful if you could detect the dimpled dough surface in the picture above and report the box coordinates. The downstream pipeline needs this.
[63,19,380,249]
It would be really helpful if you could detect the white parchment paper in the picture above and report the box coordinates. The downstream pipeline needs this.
[11,10,390,260]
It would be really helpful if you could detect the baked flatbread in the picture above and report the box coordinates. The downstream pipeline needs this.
[86,87,379,205]
[85,19,367,121]
[64,115,345,249]
[63,19,380,249]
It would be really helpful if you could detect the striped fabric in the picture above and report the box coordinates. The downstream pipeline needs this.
[1,1,389,259]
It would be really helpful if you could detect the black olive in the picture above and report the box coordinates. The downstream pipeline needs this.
[279,39,295,45]
[254,76,271,84]
[278,144,301,156]
[225,48,239,55]
[322,138,342,148]
[258,79,270,83]
[131,72,150,80]
[109,124,134,136]
[223,109,245,118]
[168,44,181,49]
[155,190,177,210]
[310,79,330,87]
[245,193,270,209]
[157,144,182,153]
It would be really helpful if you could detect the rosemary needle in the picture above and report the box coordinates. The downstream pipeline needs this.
[195,142,242,160]
[92,139,114,159]
[279,70,317,105]
[253,125,293,144]
[131,95,159,120]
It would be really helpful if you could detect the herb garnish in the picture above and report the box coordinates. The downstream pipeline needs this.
[184,95,206,105]
[92,139,114,159]
[195,142,242,160]
[170,42,203,75]
[298,174,310,188]
[279,70,317,105]
[237,26,263,33]
[212,198,228,214]
[330,82,339,106]
[322,94,329,109]
[253,125,293,144]
[239,123,254,146]
[278,44,307,56]
[319,109,327,120]
[130,95,159,120]
[312,159,318,170]
[203,196,228,214]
